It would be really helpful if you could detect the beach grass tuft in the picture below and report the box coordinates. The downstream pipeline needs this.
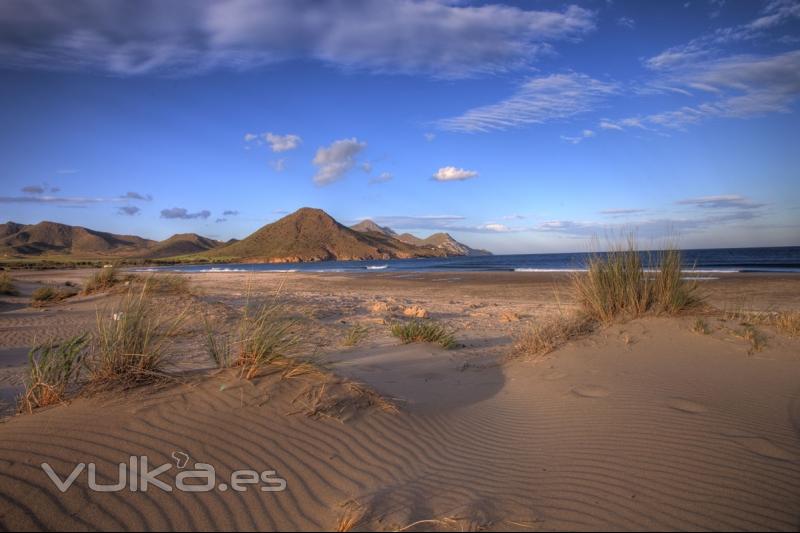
[0,272,18,295]
[514,313,595,359]
[692,318,711,335]
[571,237,703,322]
[774,310,800,337]
[31,285,75,305]
[83,266,121,294]
[141,274,191,296]
[19,334,89,413]
[87,285,186,389]
[391,319,457,349]
[343,324,369,347]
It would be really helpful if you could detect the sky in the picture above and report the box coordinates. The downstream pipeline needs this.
[0,0,799,254]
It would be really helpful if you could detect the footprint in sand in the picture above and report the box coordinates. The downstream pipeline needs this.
[666,398,707,414]
[729,436,796,462]
[571,385,609,398]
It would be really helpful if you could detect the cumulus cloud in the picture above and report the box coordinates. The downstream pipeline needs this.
[118,206,140,216]
[0,0,595,78]
[369,172,393,185]
[160,207,211,220]
[433,166,478,182]
[312,138,366,186]
[245,132,301,152]
[437,73,618,133]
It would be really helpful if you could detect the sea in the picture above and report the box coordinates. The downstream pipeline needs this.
[146,246,800,275]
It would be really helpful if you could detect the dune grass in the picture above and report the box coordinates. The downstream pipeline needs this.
[733,324,767,354]
[391,320,457,349]
[31,285,76,305]
[203,301,300,379]
[514,313,595,359]
[19,334,89,413]
[343,324,369,347]
[692,318,711,335]
[774,311,800,337]
[0,272,18,295]
[571,238,703,322]
[140,274,191,295]
[87,285,186,389]
[83,266,121,294]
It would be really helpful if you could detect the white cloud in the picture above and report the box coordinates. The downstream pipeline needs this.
[270,158,287,172]
[603,50,800,132]
[424,132,436,142]
[433,166,478,182]
[263,132,301,152]
[369,172,393,185]
[437,73,618,133]
[0,0,595,78]
[312,138,367,186]
[561,128,596,144]
[480,223,511,232]
[617,16,636,29]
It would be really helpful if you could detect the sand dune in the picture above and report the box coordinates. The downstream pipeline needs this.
[0,271,799,531]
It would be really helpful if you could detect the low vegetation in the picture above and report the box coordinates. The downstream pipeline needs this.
[87,286,186,389]
[514,313,596,359]
[391,320,457,349]
[83,266,121,294]
[571,239,704,322]
[31,285,76,305]
[204,301,300,379]
[774,311,800,337]
[0,272,18,295]
[19,334,89,413]
[141,273,191,295]
[733,324,767,354]
[343,324,368,347]
[692,318,711,335]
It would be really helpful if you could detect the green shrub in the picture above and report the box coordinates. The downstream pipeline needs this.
[0,272,17,295]
[391,320,456,349]
[19,334,89,413]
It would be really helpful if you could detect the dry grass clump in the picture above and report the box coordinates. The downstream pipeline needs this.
[343,324,368,347]
[571,238,703,322]
[87,286,186,389]
[19,334,89,413]
[83,266,121,294]
[0,272,18,295]
[514,313,596,359]
[204,301,300,379]
[773,311,800,337]
[297,379,399,422]
[391,320,457,349]
[692,318,711,335]
[733,324,767,354]
[31,285,76,305]
[140,274,191,295]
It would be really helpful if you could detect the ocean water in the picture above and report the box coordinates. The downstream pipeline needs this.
[146,246,800,274]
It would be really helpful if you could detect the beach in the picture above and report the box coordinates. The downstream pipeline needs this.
[0,269,799,531]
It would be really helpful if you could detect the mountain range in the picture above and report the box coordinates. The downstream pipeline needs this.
[0,207,490,263]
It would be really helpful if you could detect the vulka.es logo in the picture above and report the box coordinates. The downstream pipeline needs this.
[42,452,287,493]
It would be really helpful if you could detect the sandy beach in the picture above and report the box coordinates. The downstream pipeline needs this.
[0,269,798,531]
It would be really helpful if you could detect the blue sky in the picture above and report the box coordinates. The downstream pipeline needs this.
[1,0,798,253]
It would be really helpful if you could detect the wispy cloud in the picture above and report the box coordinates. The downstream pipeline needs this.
[21,185,45,194]
[0,0,595,78]
[270,158,287,172]
[600,208,648,216]
[312,138,366,186]
[676,195,765,209]
[244,132,301,153]
[118,206,140,216]
[122,191,153,201]
[433,166,478,182]
[617,16,636,29]
[561,129,596,144]
[437,73,618,133]
[369,172,393,185]
[160,207,211,220]
[222,210,239,216]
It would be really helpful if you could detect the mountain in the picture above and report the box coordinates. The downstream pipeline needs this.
[407,232,492,257]
[0,221,155,257]
[205,208,444,263]
[353,222,492,257]
[350,219,397,237]
[146,233,224,259]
